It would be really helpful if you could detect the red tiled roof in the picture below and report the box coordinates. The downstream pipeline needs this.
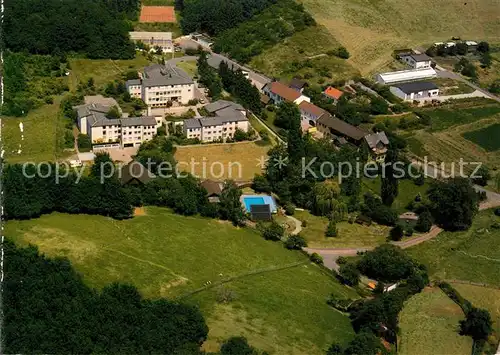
[324,86,344,100]
[268,82,301,102]
[140,6,176,23]
[298,101,327,117]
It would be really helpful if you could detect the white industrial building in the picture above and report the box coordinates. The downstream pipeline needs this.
[390,81,440,101]
[375,68,437,85]
[129,32,173,52]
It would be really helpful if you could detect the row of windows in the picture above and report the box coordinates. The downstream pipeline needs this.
[154,91,181,95]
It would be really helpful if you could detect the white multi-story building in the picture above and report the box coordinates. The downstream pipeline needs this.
[126,64,195,107]
[129,31,173,53]
[400,53,432,69]
[74,103,159,148]
[183,100,250,142]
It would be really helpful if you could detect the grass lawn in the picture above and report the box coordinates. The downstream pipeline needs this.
[68,56,150,90]
[6,207,357,354]
[174,142,270,181]
[176,59,198,78]
[399,287,472,355]
[408,209,500,286]
[2,96,70,163]
[249,25,359,85]
[451,284,500,333]
[462,123,500,152]
[361,178,430,214]
[247,114,278,146]
[294,210,390,248]
[300,0,500,75]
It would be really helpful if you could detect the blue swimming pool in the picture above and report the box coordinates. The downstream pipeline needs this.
[242,195,277,213]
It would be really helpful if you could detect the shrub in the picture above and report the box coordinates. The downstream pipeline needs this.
[284,202,295,215]
[216,286,237,304]
[325,220,338,238]
[337,256,347,265]
[261,221,285,241]
[301,219,308,227]
[337,46,350,59]
[285,235,307,250]
[415,210,432,233]
[310,253,323,265]
[389,225,404,241]
[405,227,414,237]
[494,208,500,217]
[187,98,199,106]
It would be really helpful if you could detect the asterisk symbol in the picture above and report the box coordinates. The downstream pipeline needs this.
[255,155,269,169]
[273,155,288,169]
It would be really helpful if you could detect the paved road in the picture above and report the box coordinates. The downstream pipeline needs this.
[436,68,500,103]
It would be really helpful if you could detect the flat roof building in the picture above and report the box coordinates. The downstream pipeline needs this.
[129,32,173,52]
[375,68,437,85]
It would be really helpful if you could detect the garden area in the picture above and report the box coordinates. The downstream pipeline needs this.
[6,207,357,354]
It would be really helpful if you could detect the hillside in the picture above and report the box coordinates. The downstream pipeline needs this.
[299,0,500,75]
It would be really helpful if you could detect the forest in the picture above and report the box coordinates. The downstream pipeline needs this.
[180,0,276,36]
[3,0,137,58]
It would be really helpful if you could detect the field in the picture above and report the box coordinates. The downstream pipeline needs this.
[452,284,500,332]
[294,210,390,248]
[6,207,357,354]
[299,0,500,75]
[408,209,500,286]
[430,78,475,96]
[463,123,500,152]
[2,97,67,163]
[174,142,270,181]
[249,25,359,86]
[176,60,198,78]
[399,287,472,355]
[68,56,150,90]
[404,100,500,173]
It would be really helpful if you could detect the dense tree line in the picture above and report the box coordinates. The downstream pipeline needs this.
[4,0,135,58]
[212,0,315,63]
[198,51,223,99]
[180,0,276,35]
[3,239,208,354]
[218,61,262,114]
[3,153,133,220]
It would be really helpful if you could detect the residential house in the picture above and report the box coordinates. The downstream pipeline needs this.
[390,81,439,101]
[74,103,159,148]
[126,64,195,107]
[298,101,330,129]
[129,32,173,52]
[288,78,308,93]
[201,179,224,203]
[119,161,156,185]
[262,81,310,105]
[400,53,432,69]
[184,100,250,142]
[375,67,437,85]
[364,132,389,162]
[323,86,344,103]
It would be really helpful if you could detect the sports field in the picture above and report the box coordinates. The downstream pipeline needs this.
[399,287,472,355]
[139,6,176,23]
[174,142,270,181]
[408,209,500,286]
[300,0,500,74]
[463,123,500,152]
[6,207,357,354]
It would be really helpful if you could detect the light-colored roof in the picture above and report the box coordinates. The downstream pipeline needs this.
[408,53,431,62]
[129,31,172,41]
[465,41,478,46]
[376,68,437,84]
[264,82,302,102]
[399,212,419,220]
[84,95,120,108]
[142,64,193,87]
[77,152,97,162]
[364,132,389,149]
[324,86,344,100]
[121,116,157,127]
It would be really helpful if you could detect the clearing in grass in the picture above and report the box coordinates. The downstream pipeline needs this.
[174,142,270,181]
[6,207,357,354]
[462,123,500,152]
[294,210,390,248]
[408,209,500,287]
[176,60,198,78]
[399,287,472,355]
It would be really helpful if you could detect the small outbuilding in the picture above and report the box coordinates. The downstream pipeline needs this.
[201,179,224,203]
[399,212,419,227]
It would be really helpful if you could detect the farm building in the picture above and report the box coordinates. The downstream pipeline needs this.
[129,32,173,53]
[399,53,432,69]
[390,81,439,101]
[375,68,437,85]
